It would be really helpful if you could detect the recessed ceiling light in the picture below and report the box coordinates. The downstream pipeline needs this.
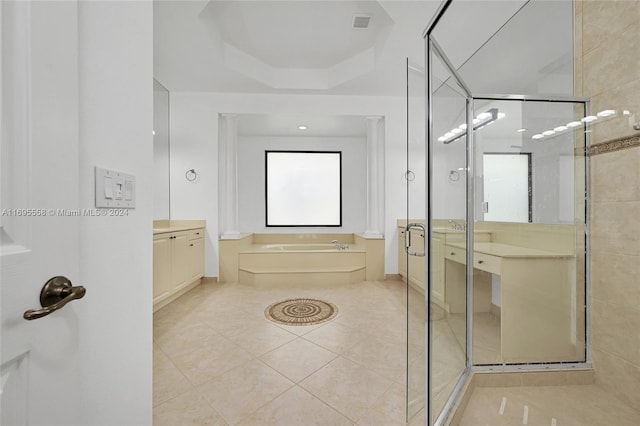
[581,116,598,123]
[516,128,527,133]
[297,125,308,130]
[542,130,555,136]
[532,134,544,140]
[567,121,582,127]
[554,126,568,132]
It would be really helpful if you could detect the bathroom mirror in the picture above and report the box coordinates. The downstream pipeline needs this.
[430,0,575,225]
[153,79,170,219]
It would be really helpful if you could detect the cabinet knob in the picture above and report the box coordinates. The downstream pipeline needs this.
[189,243,194,247]
[450,252,455,255]
[478,260,484,264]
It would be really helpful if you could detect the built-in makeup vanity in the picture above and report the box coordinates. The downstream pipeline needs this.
[399,220,579,363]
[153,220,205,311]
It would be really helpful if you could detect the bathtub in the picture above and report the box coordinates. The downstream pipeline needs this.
[235,234,366,285]
[219,233,385,285]
[257,243,348,251]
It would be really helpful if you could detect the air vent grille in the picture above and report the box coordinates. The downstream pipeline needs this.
[352,15,371,29]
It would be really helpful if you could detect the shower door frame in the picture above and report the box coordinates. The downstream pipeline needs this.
[423,1,592,424]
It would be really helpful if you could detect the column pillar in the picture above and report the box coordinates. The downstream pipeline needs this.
[220,114,239,238]
[364,116,384,237]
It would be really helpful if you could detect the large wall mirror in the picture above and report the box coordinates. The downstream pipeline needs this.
[153,79,170,219]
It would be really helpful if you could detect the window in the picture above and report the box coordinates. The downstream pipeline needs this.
[483,153,532,222]
[265,151,342,227]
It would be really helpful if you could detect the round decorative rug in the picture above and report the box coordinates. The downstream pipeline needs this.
[265,298,338,326]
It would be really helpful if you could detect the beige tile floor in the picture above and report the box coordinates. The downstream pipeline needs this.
[153,279,415,426]
[459,384,640,426]
[154,279,640,425]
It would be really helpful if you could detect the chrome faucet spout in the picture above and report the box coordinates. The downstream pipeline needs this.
[448,219,466,231]
[330,240,347,250]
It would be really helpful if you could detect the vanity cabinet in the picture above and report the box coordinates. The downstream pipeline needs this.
[153,227,205,311]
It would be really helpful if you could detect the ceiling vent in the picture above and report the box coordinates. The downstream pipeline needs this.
[352,15,371,29]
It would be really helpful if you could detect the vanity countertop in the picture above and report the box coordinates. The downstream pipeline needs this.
[153,220,205,235]
[446,241,573,258]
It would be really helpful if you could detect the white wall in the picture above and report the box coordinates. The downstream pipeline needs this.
[77,1,153,424]
[170,92,407,276]
[237,135,367,233]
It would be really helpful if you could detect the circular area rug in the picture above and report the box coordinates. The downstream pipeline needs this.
[265,298,338,326]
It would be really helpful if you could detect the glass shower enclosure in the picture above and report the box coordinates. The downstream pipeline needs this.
[406,0,591,424]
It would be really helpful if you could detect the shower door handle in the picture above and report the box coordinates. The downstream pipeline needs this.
[405,223,426,257]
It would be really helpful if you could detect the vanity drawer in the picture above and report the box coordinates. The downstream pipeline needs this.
[188,229,204,241]
[474,252,501,274]
[445,245,466,264]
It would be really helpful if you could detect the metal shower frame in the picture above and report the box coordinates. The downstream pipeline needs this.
[419,1,592,424]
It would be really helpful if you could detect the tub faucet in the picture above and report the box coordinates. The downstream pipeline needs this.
[331,240,347,250]
[448,219,466,231]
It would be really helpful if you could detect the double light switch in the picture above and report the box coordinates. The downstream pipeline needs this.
[95,166,135,208]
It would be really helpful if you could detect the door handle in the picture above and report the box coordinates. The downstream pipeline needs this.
[24,276,86,321]
[405,223,426,257]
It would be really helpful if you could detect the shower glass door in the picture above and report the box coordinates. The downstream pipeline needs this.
[405,58,427,423]
[428,42,471,424]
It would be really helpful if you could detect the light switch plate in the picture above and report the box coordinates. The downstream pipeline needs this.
[95,167,135,208]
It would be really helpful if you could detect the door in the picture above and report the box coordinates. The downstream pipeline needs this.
[1,2,83,424]
[405,58,427,422]
[2,2,153,424]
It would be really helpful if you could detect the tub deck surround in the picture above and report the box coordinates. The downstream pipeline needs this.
[219,233,384,285]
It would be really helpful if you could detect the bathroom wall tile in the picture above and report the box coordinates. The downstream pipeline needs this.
[590,80,640,145]
[574,1,583,96]
[521,371,568,386]
[473,372,522,388]
[591,145,640,202]
[583,18,640,98]
[592,348,640,412]
[590,200,640,255]
[582,0,640,55]
[591,299,640,365]
[591,252,640,309]
[197,359,294,425]
[565,369,595,385]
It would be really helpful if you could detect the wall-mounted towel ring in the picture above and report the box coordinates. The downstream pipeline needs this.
[185,169,198,182]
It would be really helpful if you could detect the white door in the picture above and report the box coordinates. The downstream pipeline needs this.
[1,2,84,424]
[2,1,157,424]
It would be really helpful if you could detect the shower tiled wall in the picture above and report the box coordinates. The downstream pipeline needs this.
[575,0,640,412]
